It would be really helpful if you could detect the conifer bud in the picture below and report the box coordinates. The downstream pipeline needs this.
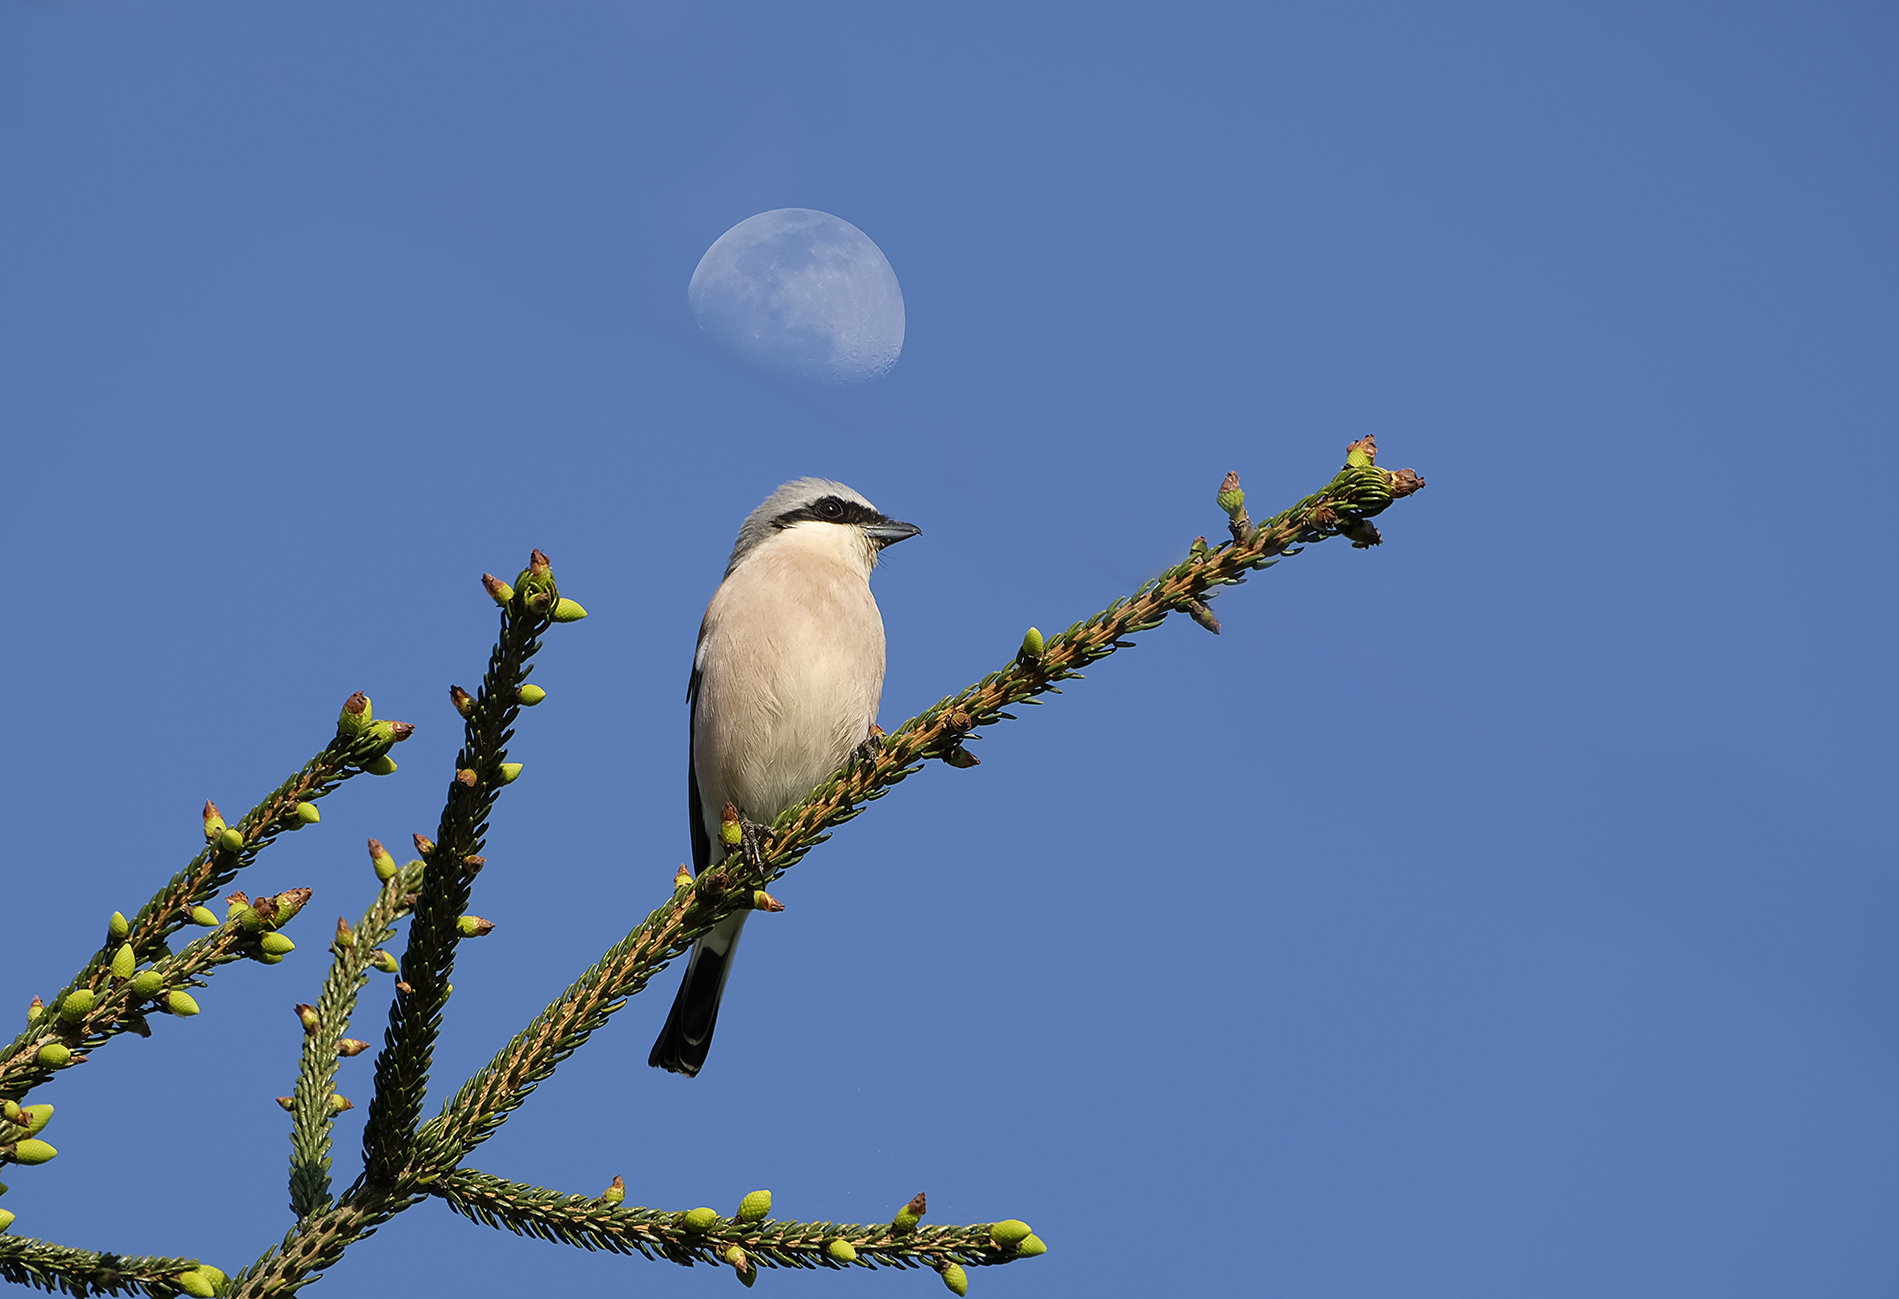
[724,1245,752,1283]
[601,1175,625,1206]
[25,996,42,1026]
[369,950,399,974]
[20,1106,51,1136]
[167,990,200,1017]
[368,838,398,882]
[0,1208,14,1232]
[295,802,320,826]
[328,1095,353,1114]
[550,598,588,623]
[826,1238,857,1264]
[1015,1234,1046,1257]
[176,1270,216,1298]
[336,1039,370,1057]
[364,755,398,776]
[1,1100,17,1122]
[196,1266,228,1292]
[1190,535,1209,557]
[203,801,226,840]
[8,1140,56,1166]
[751,892,784,913]
[483,573,514,606]
[259,934,295,957]
[989,1220,1032,1249]
[295,1004,320,1034]
[338,691,374,737]
[673,865,693,891]
[413,833,434,858]
[517,684,546,706]
[737,1189,771,1223]
[35,1044,69,1068]
[369,719,414,746]
[218,828,245,853]
[1020,626,1044,658]
[335,916,355,949]
[191,906,219,927]
[456,916,495,938]
[59,990,95,1023]
[1216,471,1246,517]
[939,1263,968,1296]
[450,685,476,718]
[497,763,522,784]
[130,971,162,999]
[275,1096,295,1112]
[110,944,136,980]
[942,745,980,768]
[891,1192,926,1234]
[1345,435,1377,468]
[680,1207,719,1233]
[719,803,742,847]
[109,911,130,940]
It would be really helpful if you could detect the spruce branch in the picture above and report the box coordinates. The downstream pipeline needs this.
[288,862,427,1219]
[360,552,559,1185]
[432,1171,1044,1277]
[0,1234,209,1298]
[0,704,411,1101]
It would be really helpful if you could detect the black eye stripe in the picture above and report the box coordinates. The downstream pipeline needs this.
[771,496,885,529]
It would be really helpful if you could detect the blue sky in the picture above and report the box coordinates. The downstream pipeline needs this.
[1,3,1894,1295]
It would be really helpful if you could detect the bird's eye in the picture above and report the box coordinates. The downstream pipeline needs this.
[817,500,843,519]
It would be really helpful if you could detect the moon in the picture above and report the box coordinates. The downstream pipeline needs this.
[687,209,905,383]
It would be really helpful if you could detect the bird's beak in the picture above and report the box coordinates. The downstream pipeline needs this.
[863,518,921,547]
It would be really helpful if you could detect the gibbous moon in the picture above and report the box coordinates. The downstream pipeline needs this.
[688,209,905,383]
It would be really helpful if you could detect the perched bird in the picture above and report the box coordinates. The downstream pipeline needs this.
[650,478,920,1076]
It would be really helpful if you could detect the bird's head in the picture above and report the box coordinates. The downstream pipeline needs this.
[727,478,920,578]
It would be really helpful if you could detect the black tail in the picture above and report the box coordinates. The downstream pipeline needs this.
[649,914,747,1076]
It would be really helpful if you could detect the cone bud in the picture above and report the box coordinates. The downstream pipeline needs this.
[338,691,374,736]
[176,1270,216,1298]
[482,573,514,606]
[19,1106,50,1137]
[273,889,312,924]
[498,763,522,784]
[456,916,495,938]
[1016,1234,1046,1257]
[368,838,398,881]
[737,1189,771,1222]
[328,1094,354,1114]
[517,684,546,706]
[295,1004,320,1034]
[989,1219,1032,1248]
[130,971,163,999]
[719,803,742,847]
[673,865,693,891]
[450,685,476,718]
[0,1208,13,1232]
[602,1175,625,1205]
[943,745,980,768]
[369,950,399,974]
[1216,471,1246,517]
[167,990,200,1017]
[550,598,588,623]
[335,916,355,948]
[105,910,131,941]
[25,996,42,1026]
[336,1039,370,1057]
[202,801,226,839]
[751,891,784,913]
[35,1043,70,1067]
[259,933,295,957]
[1190,535,1209,557]
[413,833,435,857]
[1345,435,1377,468]
[295,802,320,826]
[364,754,398,776]
[110,944,136,980]
[190,906,218,927]
[940,1262,968,1296]
[9,1140,56,1166]
[218,828,245,853]
[1020,626,1044,657]
[59,989,95,1022]
[681,1207,719,1233]
[723,1244,750,1276]
[0,1101,16,1123]
[196,1267,228,1291]
[826,1238,857,1263]
[274,1096,294,1112]
[891,1191,926,1234]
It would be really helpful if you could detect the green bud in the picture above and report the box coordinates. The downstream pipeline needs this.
[109,911,130,940]
[367,838,398,881]
[364,754,398,776]
[724,1245,753,1284]
[680,1207,720,1234]
[338,690,375,736]
[295,802,320,825]
[20,1106,52,1137]
[258,952,284,965]
[9,1139,56,1166]
[190,906,219,927]
[59,990,95,1023]
[328,1094,353,1114]
[196,1266,228,1291]
[449,684,476,717]
[25,996,42,1026]
[1016,1234,1047,1257]
[34,1043,69,1067]
[0,1101,15,1123]
[368,719,414,746]
[550,598,588,623]
[482,573,514,606]
[130,971,163,999]
[517,684,546,706]
[167,990,200,1017]
[602,1175,625,1205]
[826,1238,857,1264]
[1345,435,1376,468]
[891,1191,926,1235]
[497,763,522,784]
[176,1269,216,1298]
[218,827,245,853]
[940,1262,968,1296]
[295,1003,320,1034]
[456,916,495,938]
[110,944,136,980]
[1215,471,1246,517]
[989,1219,1032,1248]
[737,1189,771,1223]
[0,1207,13,1232]
[202,801,226,839]
[720,820,742,848]
[259,933,295,957]
[1189,535,1209,557]
[1020,626,1044,657]
[369,949,399,974]
[237,907,263,934]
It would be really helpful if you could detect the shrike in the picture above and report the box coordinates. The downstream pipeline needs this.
[649,478,920,1076]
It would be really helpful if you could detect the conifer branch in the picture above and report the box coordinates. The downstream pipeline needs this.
[0,1234,208,1297]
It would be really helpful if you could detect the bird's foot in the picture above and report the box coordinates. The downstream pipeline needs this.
[853,724,887,765]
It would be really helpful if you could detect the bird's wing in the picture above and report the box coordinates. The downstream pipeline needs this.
[686,617,712,875]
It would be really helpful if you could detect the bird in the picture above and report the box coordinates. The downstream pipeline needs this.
[649,478,921,1077]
